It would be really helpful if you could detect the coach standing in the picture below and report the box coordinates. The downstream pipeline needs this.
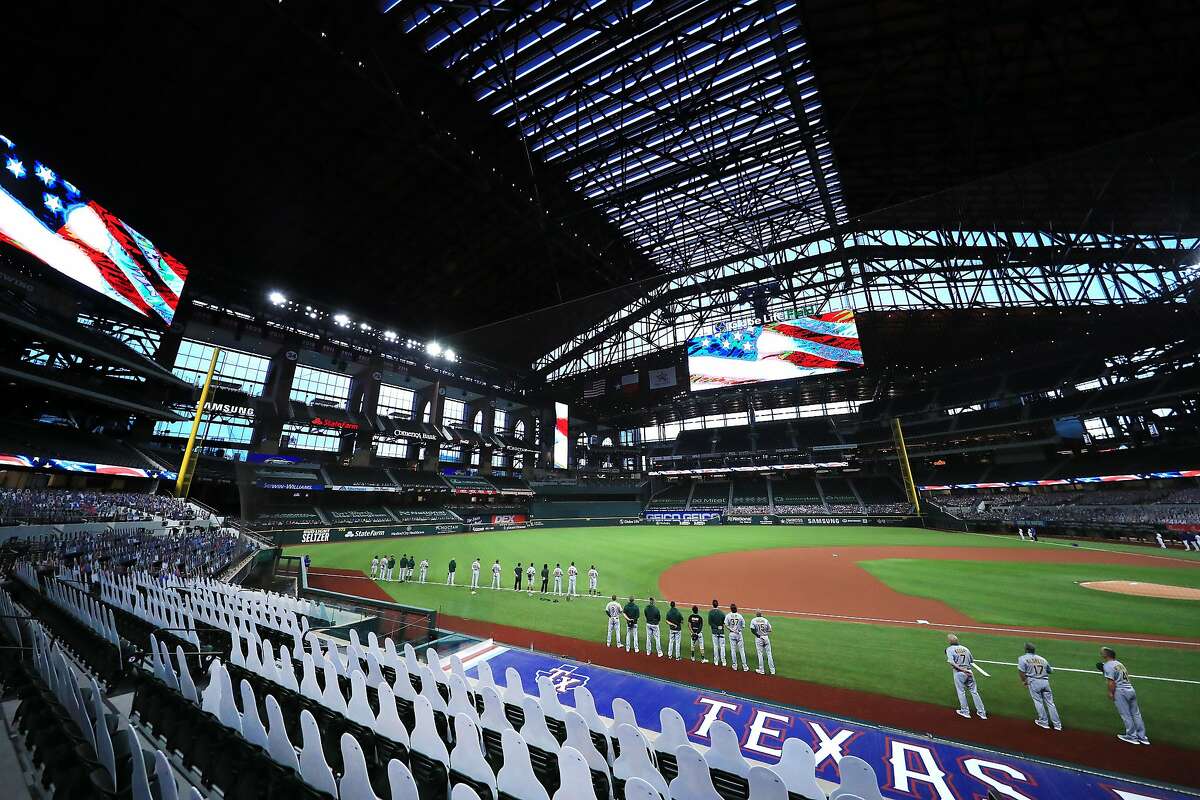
[708,600,727,666]
[1101,647,1149,744]
[665,601,684,660]
[644,597,663,657]
[514,561,523,591]
[447,558,457,586]
[623,596,641,653]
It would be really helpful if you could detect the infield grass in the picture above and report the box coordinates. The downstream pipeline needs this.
[286,525,1200,749]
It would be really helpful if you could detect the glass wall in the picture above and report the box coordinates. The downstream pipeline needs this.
[281,422,341,452]
[173,339,271,396]
[442,398,466,427]
[290,365,352,408]
[377,383,416,418]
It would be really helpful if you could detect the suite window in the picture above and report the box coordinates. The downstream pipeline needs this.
[378,383,416,418]
[291,365,351,408]
[174,339,270,397]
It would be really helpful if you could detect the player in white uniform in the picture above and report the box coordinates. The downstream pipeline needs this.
[491,559,502,589]
[1101,647,1148,744]
[605,595,622,647]
[419,558,429,583]
[1155,532,1166,549]
[567,563,578,597]
[526,563,536,595]
[470,558,481,591]
[750,611,775,675]
[370,555,380,578]
[725,604,749,671]
[946,634,986,719]
[587,565,599,595]
[553,564,564,595]
[1017,527,1026,540]
[1017,643,1060,730]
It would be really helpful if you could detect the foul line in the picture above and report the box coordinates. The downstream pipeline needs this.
[953,529,1200,566]
[974,659,1200,686]
[310,569,1200,649]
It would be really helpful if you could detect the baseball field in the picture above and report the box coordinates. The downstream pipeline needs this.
[285,525,1200,754]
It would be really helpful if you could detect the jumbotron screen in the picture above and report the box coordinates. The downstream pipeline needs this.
[0,132,188,324]
[553,402,569,469]
[687,310,864,392]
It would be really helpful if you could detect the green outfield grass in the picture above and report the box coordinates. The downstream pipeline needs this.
[286,525,1200,749]
[860,559,1200,639]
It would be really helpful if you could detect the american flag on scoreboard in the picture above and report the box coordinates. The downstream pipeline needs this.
[0,132,188,324]
[687,310,864,391]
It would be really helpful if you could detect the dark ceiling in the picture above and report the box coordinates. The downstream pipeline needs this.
[2,0,1198,366]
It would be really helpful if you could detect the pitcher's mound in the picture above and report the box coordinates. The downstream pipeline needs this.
[1080,580,1200,600]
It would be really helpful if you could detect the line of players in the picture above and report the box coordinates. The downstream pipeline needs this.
[604,596,776,676]
[945,634,1151,745]
[371,553,601,597]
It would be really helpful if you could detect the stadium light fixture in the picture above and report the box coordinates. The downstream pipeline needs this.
[444,348,457,362]
[383,330,398,341]
[427,341,443,357]
[333,313,351,327]
[269,290,287,306]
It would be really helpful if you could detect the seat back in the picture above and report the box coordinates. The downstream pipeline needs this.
[748,765,788,800]
[670,745,722,800]
[614,724,670,798]
[393,660,418,702]
[535,675,567,721]
[340,731,382,800]
[623,776,663,800]
[321,654,349,714]
[94,711,117,791]
[497,729,550,800]
[420,663,449,715]
[413,694,452,766]
[239,678,269,749]
[154,749,179,800]
[611,697,638,732]
[349,670,376,726]
[519,696,559,754]
[266,694,301,772]
[706,720,750,776]
[769,738,825,800]
[450,713,497,795]
[475,660,497,693]
[449,674,481,726]
[366,651,387,688]
[299,708,338,796]
[657,707,689,754]
[563,711,607,776]
[216,663,242,733]
[278,644,300,692]
[175,645,198,704]
[124,729,154,800]
[552,745,597,800]
[377,682,412,746]
[452,784,484,800]
[300,652,322,701]
[829,756,883,800]
[404,641,422,679]
[502,667,526,708]
[480,686,511,733]
[389,758,422,800]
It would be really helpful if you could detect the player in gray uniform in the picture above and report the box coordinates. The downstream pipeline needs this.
[750,611,775,675]
[725,603,750,672]
[946,634,987,719]
[491,559,502,589]
[1101,647,1148,744]
[1017,643,1060,730]
[605,595,623,646]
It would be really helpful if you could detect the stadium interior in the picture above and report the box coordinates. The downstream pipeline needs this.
[1,2,1199,799]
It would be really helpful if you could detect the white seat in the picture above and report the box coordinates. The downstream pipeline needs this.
[452,784,484,800]
[216,663,242,733]
[426,647,449,687]
[449,674,481,726]
[563,710,608,779]
[553,745,597,800]
[384,638,404,674]
[403,641,422,679]
[535,675,567,722]
[366,651,387,689]
[706,720,750,777]
[376,683,412,746]
[348,670,376,727]
[175,645,198,704]
[153,749,178,800]
[749,765,788,800]
[656,708,689,756]
[502,667,527,708]
[611,697,639,747]
[340,732,383,800]
[321,654,349,714]
[392,660,419,702]
[769,739,826,800]
[450,654,469,687]
[623,776,663,800]
[266,694,301,772]
[412,694,451,768]
[571,687,609,752]
[389,758,422,800]
[228,631,245,667]
[520,696,560,754]
[613,724,669,799]
[239,679,269,749]
[349,643,366,676]
[277,644,300,692]
[95,712,117,791]
[260,638,279,684]
[299,709,338,797]
[475,660,498,694]
[245,635,264,674]
[157,638,179,691]
[670,745,722,800]
[830,756,884,800]
[124,729,153,800]
[367,631,380,654]
[450,713,497,798]
[497,729,550,800]
[201,660,224,716]
[419,663,449,716]
[480,686,512,733]
[299,652,322,702]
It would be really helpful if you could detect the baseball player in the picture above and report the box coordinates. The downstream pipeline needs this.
[371,555,380,578]
[623,596,641,652]
[1101,647,1148,744]
[491,559,502,589]
[605,595,623,647]
[446,558,457,586]
[588,565,599,595]
[946,634,987,719]
[687,605,707,662]
[708,600,727,666]
[407,554,415,580]
[386,555,396,581]
[644,597,663,657]
[553,563,564,596]
[471,558,481,591]
[419,558,429,583]
[567,562,578,597]
[725,603,749,671]
[402,554,411,581]
[751,611,774,675]
[539,563,549,594]
[1017,527,1026,541]
[1017,643,1060,730]
[527,563,536,595]
[1155,532,1166,549]
[1194,533,1200,551]
[665,601,683,660]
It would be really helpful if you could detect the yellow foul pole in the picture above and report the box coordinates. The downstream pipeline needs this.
[175,347,221,499]
[890,417,921,515]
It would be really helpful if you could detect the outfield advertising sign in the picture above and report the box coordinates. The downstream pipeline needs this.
[476,648,1190,800]
[642,511,725,524]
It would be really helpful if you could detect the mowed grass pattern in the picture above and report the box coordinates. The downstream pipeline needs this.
[288,525,1200,749]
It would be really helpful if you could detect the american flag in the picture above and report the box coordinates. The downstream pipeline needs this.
[0,132,188,324]
[688,311,864,391]
[582,378,606,398]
